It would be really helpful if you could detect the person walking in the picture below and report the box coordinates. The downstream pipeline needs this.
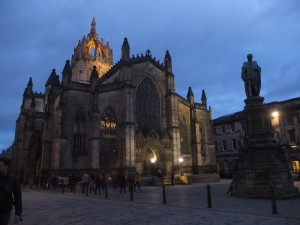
[119,174,127,196]
[0,157,22,225]
[81,172,90,195]
[134,172,141,192]
[94,174,101,195]
[227,174,237,195]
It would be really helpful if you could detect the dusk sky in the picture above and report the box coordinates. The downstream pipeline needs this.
[1,0,300,152]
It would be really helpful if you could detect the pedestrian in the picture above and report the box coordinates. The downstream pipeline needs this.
[134,172,141,192]
[119,174,127,196]
[94,174,101,195]
[81,172,90,195]
[227,174,237,195]
[0,157,22,225]
[62,175,69,193]
[89,175,95,194]
[68,174,76,193]
[171,171,175,186]
[101,173,107,192]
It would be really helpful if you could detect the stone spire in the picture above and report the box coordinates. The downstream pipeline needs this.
[187,87,194,105]
[23,77,33,97]
[187,87,194,98]
[62,60,71,75]
[62,60,72,86]
[27,77,33,87]
[201,89,207,107]
[45,69,60,87]
[90,16,97,37]
[121,37,130,61]
[164,50,172,73]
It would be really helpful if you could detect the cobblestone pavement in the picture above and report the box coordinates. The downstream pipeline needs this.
[9,180,300,225]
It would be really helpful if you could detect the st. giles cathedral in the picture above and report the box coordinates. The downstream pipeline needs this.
[12,17,217,184]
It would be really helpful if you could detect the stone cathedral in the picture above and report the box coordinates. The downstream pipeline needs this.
[12,18,217,184]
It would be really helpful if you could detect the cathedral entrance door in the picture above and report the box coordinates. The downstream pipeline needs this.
[143,148,165,176]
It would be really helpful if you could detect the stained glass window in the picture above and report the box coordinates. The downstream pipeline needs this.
[100,108,117,135]
[136,78,160,133]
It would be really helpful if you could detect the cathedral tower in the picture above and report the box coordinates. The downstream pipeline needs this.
[71,17,113,83]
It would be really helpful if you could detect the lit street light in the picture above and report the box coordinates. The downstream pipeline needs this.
[179,157,183,176]
[151,157,156,177]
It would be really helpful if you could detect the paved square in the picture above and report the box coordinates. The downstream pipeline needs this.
[9,180,300,225]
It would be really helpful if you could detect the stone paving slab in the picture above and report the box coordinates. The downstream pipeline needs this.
[8,180,300,225]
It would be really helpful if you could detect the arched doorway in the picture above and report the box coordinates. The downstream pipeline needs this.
[142,147,165,176]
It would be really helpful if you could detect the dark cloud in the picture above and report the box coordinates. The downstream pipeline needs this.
[1,0,300,151]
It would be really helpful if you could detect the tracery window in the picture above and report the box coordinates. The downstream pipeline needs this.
[179,116,190,154]
[73,112,87,154]
[136,78,160,133]
[100,108,117,135]
[100,108,117,152]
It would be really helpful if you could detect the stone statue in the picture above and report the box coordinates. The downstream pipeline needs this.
[241,54,261,98]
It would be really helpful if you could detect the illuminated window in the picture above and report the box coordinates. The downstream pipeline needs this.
[73,112,87,154]
[99,108,118,172]
[100,108,117,135]
[293,161,300,171]
[136,78,160,133]
[179,116,190,154]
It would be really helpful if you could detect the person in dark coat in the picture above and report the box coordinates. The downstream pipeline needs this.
[0,157,22,224]
[119,174,127,196]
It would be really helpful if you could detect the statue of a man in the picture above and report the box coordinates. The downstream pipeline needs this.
[241,54,261,98]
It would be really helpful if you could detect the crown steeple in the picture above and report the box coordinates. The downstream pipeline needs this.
[71,17,113,83]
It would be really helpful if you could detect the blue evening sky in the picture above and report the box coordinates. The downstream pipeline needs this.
[1,0,300,151]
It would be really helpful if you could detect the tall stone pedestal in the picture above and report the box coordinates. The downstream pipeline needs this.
[234,97,299,199]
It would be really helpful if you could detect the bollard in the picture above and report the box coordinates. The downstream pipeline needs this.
[270,186,278,214]
[86,184,88,196]
[130,184,133,201]
[206,184,212,208]
[163,184,167,204]
[105,184,108,198]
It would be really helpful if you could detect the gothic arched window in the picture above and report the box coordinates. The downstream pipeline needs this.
[179,116,190,154]
[136,78,160,133]
[100,108,117,135]
[100,108,117,172]
[100,108,117,152]
[73,112,87,154]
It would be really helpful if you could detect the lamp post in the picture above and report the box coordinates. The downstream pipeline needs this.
[179,157,183,176]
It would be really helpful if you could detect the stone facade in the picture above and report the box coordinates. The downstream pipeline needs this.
[213,97,300,178]
[11,18,217,184]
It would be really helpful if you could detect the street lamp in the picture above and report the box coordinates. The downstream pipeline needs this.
[151,157,156,177]
[272,111,279,117]
[179,157,184,176]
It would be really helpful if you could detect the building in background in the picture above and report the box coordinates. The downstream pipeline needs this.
[213,97,300,178]
[11,18,217,185]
